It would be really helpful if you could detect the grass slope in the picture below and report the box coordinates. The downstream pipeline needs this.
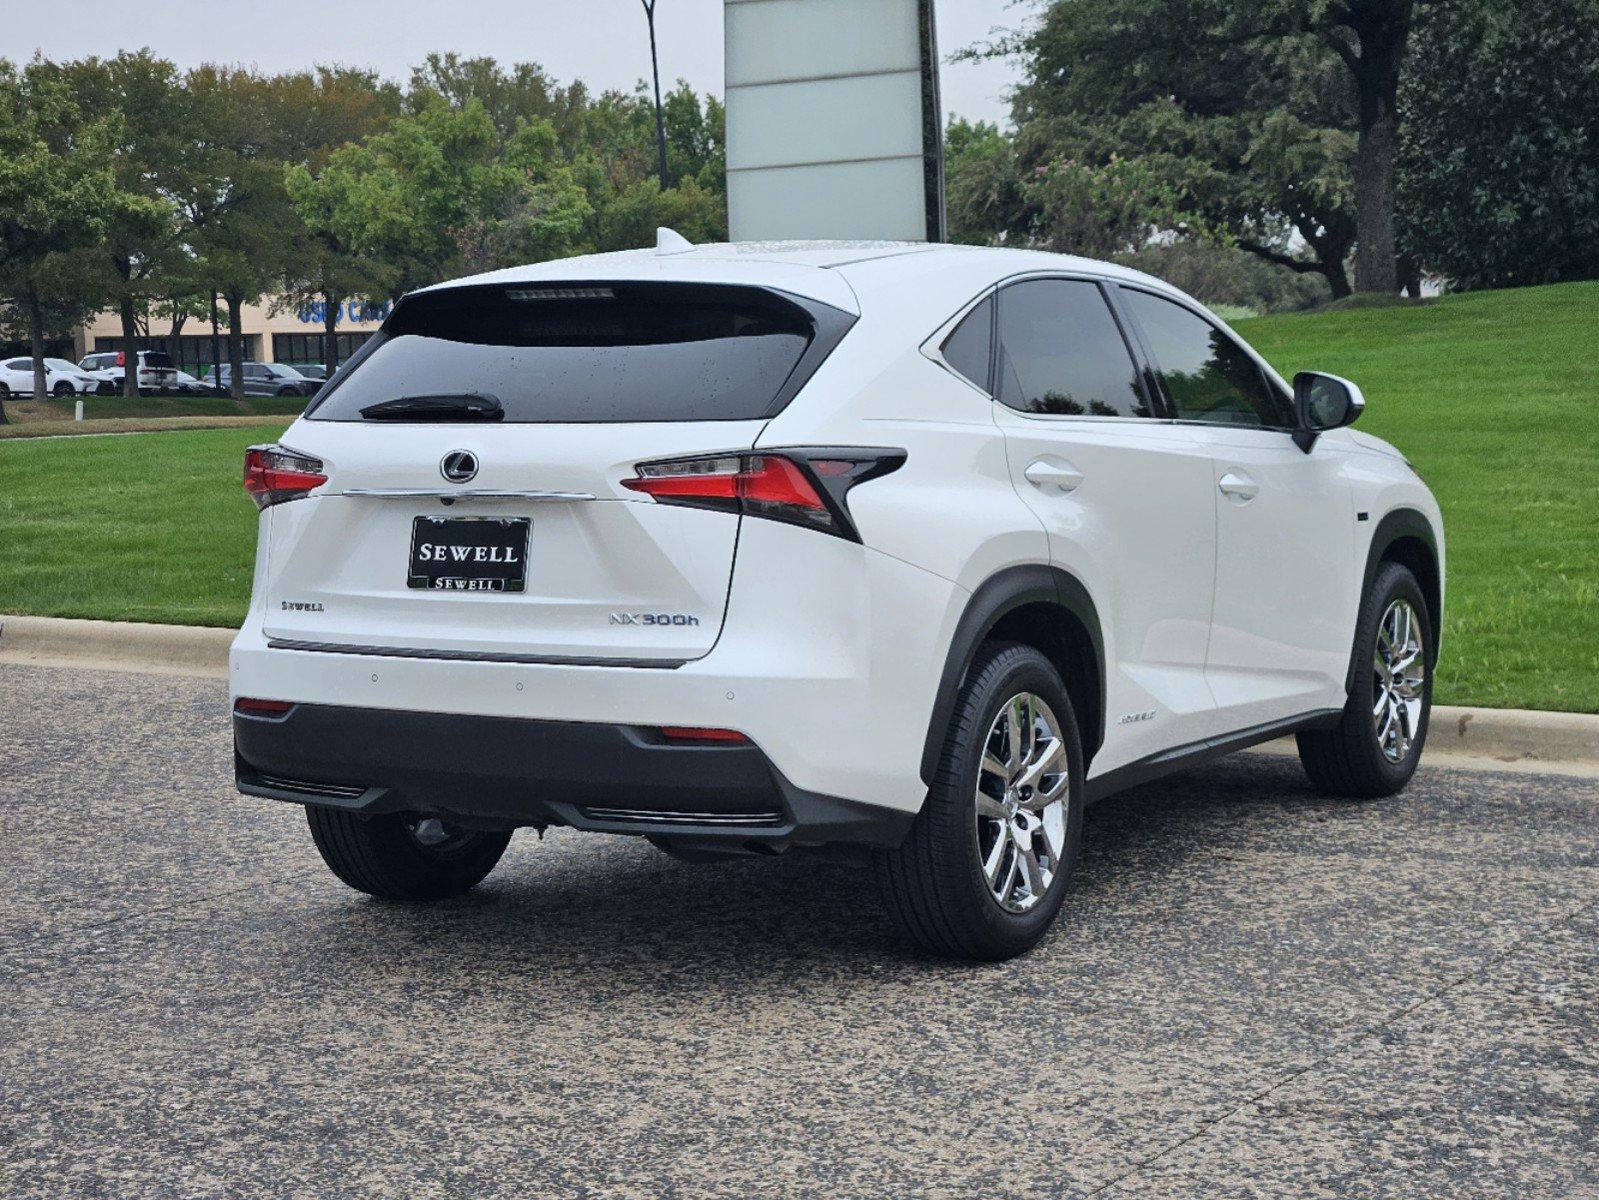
[0,426,288,627]
[1237,281,1599,712]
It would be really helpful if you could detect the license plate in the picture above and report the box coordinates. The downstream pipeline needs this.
[408,517,530,592]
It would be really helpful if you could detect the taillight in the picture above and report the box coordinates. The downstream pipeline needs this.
[622,449,905,541]
[244,444,326,510]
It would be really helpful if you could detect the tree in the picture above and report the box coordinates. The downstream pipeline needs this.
[945,119,1027,246]
[1000,0,1426,294]
[44,52,183,397]
[0,59,119,422]
[174,66,304,403]
[1398,0,1599,289]
[312,94,591,300]
[282,160,384,371]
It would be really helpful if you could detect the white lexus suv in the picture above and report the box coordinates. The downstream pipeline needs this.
[231,239,1443,960]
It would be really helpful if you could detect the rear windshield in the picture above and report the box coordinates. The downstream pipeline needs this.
[143,352,175,369]
[307,282,832,423]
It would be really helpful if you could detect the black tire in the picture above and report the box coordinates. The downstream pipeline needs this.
[880,641,1085,961]
[52,381,74,398]
[277,385,298,397]
[1298,561,1433,797]
[305,806,512,901]
[0,382,10,399]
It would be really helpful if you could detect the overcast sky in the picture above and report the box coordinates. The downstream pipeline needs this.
[12,0,1035,127]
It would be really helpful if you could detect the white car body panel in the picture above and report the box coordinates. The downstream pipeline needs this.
[232,241,1444,828]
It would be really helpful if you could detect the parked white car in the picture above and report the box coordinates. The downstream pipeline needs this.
[0,356,99,398]
[77,349,179,394]
[230,239,1444,960]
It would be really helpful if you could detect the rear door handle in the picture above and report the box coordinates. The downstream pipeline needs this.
[1024,459,1085,493]
[1218,470,1259,502]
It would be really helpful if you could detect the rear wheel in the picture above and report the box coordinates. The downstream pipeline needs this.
[881,642,1084,961]
[1298,561,1432,797]
[306,807,511,901]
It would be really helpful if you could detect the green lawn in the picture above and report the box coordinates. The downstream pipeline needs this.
[0,282,1595,710]
[29,395,308,420]
[1236,281,1599,712]
[0,426,287,627]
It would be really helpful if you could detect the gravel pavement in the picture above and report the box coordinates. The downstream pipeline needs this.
[2,661,1595,1198]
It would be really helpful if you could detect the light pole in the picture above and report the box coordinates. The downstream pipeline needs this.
[640,0,670,190]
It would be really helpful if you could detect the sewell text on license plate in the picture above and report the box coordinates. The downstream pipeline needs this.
[407,516,530,593]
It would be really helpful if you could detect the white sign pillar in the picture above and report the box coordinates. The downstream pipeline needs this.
[724,0,945,242]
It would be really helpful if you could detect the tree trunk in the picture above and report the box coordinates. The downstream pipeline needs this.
[120,295,141,398]
[323,291,341,372]
[168,311,188,364]
[27,288,49,406]
[1351,12,1407,294]
[226,291,248,409]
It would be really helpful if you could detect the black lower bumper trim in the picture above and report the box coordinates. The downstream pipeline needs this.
[234,702,913,850]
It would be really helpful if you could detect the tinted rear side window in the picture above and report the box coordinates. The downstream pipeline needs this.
[996,279,1151,418]
[308,282,834,424]
[940,296,993,391]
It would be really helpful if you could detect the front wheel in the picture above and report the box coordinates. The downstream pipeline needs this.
[306,807,511,901]
[52,381,75,398]
[880,642,1084,961]
[1298,561,1433,797]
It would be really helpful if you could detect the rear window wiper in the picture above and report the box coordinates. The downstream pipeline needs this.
[359,393,504,422]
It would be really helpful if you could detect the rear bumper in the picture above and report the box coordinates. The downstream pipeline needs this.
[234,702,914,850]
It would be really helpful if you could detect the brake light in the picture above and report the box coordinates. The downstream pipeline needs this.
[244,444,326,510]
[115,351,126,367]
[622,449,905,540]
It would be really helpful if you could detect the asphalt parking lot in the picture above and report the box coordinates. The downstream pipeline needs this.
[2,660,1596,1199]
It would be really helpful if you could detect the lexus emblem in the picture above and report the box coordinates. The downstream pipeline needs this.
[440,450,478,484]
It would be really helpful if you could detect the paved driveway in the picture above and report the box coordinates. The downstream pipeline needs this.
[2,661,1596,1198]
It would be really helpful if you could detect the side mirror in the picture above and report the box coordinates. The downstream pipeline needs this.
[1292,371,1365,452]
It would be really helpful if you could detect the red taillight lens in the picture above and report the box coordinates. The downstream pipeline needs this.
[234,697,295,716]
[622,450,907,539]
[658,726,750,743]
[115,351,126,367]
[244,444,326,510]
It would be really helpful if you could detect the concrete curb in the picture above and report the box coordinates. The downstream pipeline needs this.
[2,613,1595,771]
[0,614,232,678]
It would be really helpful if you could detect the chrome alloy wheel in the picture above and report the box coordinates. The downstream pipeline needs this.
[1374,598,1426,763]
[976,693,1071,913]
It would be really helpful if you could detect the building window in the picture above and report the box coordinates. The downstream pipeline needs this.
[273,331,372,367]
[94,334,259,377]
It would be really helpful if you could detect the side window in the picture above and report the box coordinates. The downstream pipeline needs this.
[4,359,27,371]
[1120,289,1293,428]
[245,364,268,380]
[940,296,993,392]
[995,279,1151,418]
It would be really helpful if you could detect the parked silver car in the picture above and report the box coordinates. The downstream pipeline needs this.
[205,362,314,397]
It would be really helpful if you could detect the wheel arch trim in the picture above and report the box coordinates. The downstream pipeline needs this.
[919,564,1107,786]
[1348,507,1443,692]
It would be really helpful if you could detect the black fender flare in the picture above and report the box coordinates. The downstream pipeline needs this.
[919,564,1106,786]
[1347,507,1442,692]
